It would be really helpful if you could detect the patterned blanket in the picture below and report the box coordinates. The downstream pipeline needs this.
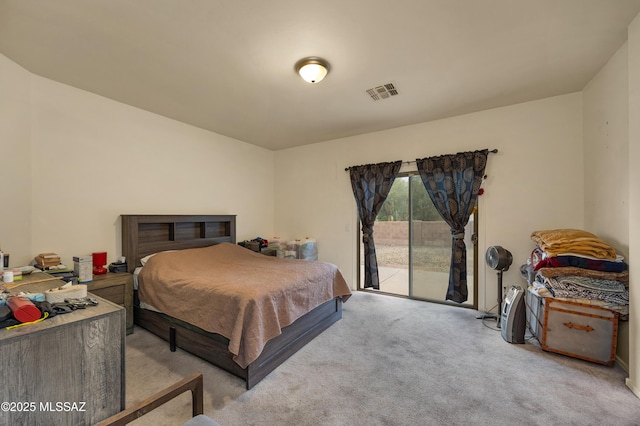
[536,266,629,287]
[539,275,629,306]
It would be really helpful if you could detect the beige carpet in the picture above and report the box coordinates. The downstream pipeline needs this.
[124,292,640,425]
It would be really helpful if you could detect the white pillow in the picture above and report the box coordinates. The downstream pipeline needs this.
[140,250,176,266]
[139,253,156,266]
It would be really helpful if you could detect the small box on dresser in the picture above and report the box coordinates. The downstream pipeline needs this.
[86,272,134,335]
[73,255,93,283]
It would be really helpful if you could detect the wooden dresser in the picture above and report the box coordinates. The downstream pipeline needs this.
[6,270,134,334]
[87,272,134,334]
[0,278,125,425]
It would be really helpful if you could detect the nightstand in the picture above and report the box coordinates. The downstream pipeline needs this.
[87,272,134,334]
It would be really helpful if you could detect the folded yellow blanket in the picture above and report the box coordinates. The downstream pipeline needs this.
[531,229,617,260]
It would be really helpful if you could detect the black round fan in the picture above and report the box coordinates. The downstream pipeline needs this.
[482,245,513,328]
[485,246,513,271]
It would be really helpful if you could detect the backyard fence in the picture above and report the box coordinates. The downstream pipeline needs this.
[374,220,474,247]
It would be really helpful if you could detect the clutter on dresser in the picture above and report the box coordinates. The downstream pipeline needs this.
[16,291,45,302]
[108,260,128,273]
[20,265,35,275]
[0,248,5,273]
[1,267,28,283]
[0,304,12,322]
[0,269,56,291]
[44,282,87,304]
[73,254,93,282]
[238,237,268,252]
[44,297,99,315]
[61,297,99,310]
[0,295,50,329]
[45,269,79,284]
[34,252,61,269]
[0,285,100,329]
[92,251,108,275]
[6,296,41,322]
[522,228,628,366]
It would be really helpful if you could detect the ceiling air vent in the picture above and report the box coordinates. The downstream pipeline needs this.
[366,82,399,101]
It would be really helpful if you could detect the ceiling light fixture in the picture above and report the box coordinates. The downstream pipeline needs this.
[295,57,329,84]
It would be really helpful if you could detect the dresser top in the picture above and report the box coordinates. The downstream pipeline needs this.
[1,275,124,343]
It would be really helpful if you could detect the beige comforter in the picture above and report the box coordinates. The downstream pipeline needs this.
[138,243,351,368]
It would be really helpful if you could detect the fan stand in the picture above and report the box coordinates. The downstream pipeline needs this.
[477,269,504,328]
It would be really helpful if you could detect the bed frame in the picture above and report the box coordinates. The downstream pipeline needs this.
[121,214,343,389]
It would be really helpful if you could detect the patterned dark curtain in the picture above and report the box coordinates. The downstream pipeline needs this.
[349,161,402,289]
[416,150,488,303]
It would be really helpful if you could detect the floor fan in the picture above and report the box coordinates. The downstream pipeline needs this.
[480,245,513,328]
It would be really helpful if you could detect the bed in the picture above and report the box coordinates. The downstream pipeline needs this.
[121,214,351,389]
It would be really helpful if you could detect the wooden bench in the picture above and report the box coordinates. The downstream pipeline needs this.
[96,372,220,426]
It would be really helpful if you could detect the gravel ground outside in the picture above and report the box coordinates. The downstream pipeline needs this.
[373,244,473,273]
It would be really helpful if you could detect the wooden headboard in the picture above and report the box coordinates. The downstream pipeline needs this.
[121,214,236,272]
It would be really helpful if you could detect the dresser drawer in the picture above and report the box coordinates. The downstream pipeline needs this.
[91,285,125,305]
[87,273,133,334]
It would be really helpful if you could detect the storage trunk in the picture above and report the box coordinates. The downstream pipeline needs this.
[526,290,618,366]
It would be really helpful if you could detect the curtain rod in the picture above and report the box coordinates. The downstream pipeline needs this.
[344,148,498,171]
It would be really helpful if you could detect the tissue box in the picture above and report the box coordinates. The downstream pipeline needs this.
[108,262,127,273]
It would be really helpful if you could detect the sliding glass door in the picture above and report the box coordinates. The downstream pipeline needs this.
[359,173,477,308]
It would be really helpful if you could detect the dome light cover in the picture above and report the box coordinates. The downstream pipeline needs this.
[296,58,329,83]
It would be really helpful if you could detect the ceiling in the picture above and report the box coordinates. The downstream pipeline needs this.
[1,0,640,151]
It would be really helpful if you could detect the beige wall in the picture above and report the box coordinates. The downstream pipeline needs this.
[0,55,275,267]
[583,43,629,253]
[583,42,630,369]
[627,12,640,399]
[274,93,584,312]
[0,55,32,265]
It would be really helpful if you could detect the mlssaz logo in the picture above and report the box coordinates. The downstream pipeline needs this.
[39,401,87,412]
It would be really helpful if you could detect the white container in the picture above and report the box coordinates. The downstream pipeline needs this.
[285,240,301,259]
[269,237,285,258]
[299,238,318,261]
[73,255,93,283]
[3,270,13,283]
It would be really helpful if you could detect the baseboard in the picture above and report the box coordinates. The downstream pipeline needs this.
[616,354,629,373]
[625,378,640,399]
